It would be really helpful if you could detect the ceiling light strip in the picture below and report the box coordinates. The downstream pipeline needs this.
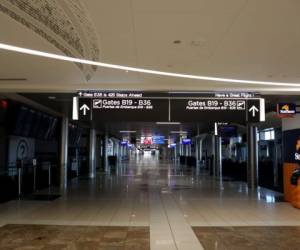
[1,42,300,87]
[156,122,181,125]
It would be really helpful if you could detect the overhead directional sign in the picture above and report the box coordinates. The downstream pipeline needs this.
[171,98,248,122]
[248,105,258,117]
[74,92,265,123]
[80,104,90,116]
[78,98,92,121]
[77,92,168,122]
[246,99,265,123]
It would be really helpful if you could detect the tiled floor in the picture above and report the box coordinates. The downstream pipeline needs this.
[0,224,150,249]
[0,155,300,249]
[193,226,300,250]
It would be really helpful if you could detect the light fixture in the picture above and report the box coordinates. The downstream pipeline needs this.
[1,42,300,87]
[170,131,187,134]
[48,96,56,100]
[156,122,181,125]
[214,122,218,136]
[72,96,78,120]
[119,130,136,133]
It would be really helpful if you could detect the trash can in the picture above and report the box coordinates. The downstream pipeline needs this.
[291,168,300,208]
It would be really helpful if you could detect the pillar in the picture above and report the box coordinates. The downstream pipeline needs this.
[60,117,68,190]
[196,138,203,168]
[199,139,203,166]
[89,129,96,178]
[213,135,222,178]
[104,135,109,173]
[247,124,258,189]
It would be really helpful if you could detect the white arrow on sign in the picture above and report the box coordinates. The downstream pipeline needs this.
[80,104,90,116]
[249,105,259,117]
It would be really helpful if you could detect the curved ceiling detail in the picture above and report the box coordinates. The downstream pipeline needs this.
[0,0,100,81]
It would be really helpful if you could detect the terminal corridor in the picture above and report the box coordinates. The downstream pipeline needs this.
[0,156,300,249]
[3,1,300,249]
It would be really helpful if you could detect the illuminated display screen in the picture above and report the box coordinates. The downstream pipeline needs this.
[218,125,237,137]
[120,141,128,146]
[141,137,153,145]
[182,138,191,145]
[152,136,165,144]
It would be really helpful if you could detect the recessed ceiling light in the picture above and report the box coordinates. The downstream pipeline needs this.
[170,131,187,134]
[191,41,202,47]
[173,40,181,44]
[120,130,136,133]
[156,122,181,125]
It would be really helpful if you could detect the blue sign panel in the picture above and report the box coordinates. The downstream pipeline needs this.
[152,136,165,144]
[120,141,128,146]
[182,138,191,145]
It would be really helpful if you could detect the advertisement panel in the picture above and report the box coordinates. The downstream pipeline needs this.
[283,129,300,163]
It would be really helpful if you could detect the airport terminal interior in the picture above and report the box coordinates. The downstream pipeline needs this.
[2,1,300,250]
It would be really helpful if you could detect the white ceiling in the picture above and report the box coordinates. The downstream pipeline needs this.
[1,0,300,93]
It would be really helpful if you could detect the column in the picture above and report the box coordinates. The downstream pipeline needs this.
[104,135,109,173]
[247,124,258,189]
[212,135,216,176]
[196,138,203,169]
[60,116,68,190]
[75,147,79,177]
[116,142,120,162]
[213,135,222,178]
[89,128,96,178]
[101,136,106,170]
[188,144,192,156]
[199,139,203,166]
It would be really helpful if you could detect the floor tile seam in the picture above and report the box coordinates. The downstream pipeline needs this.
[109,197,135,222]
[160,193,196,250]
[98,199,121,225]
[89,202,114,221]
[1,203,46,219]
[149,189,177,249]
[163,194,205,249]
[128,192,145,226]
[174,199,210,224]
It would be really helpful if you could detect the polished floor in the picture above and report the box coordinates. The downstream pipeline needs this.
[0,154,300,249]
